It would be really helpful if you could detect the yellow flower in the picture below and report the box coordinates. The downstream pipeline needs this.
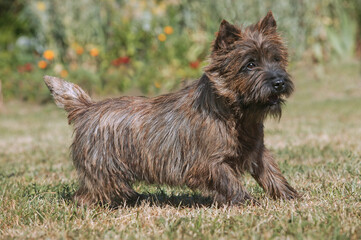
[164,26,174,35]
[60,69,68,78]
[90,48,99,57]
[158,33,166,42]
[154,82,161,89]
[43,50,55,60]
[38,60,47,69]
[76,46,84,55]
[36,1,46,11]
[152,3,166,16]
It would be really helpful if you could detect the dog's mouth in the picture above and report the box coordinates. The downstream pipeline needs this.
[267,94,281,105]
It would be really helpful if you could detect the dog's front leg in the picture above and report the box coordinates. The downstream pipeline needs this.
[250,148,299,200]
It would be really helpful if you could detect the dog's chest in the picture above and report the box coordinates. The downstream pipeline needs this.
[234,122,263,156]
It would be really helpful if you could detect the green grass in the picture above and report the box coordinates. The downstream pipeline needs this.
[1,61,361,239]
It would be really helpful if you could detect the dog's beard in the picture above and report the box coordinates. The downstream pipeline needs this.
[264,100,283,119]
[236,94,284,121]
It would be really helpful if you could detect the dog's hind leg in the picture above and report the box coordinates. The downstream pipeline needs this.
[73,162,140,207]
[187,158,256,205]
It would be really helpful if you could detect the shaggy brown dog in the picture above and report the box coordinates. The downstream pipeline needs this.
[44,11,298,207]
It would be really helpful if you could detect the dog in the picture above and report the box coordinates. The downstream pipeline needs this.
[44,11,298,207]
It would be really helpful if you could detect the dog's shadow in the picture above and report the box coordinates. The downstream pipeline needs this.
[127,191,214,208]
[23,183,257,209]
[55,184,214,208]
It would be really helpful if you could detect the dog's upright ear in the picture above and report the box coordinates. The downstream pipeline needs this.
[213,20,241,51]
[257,11,277,33]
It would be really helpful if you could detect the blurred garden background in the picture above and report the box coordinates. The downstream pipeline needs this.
[0,0,360,102]
[1,1,361,238]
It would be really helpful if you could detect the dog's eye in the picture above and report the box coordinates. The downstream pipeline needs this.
[274,56,281,62]
[246,62,256,71]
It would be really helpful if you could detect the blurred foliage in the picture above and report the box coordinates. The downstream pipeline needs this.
[0,0,360,102]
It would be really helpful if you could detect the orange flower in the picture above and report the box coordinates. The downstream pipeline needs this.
[164,26,174,35]
[60,69,68,78]
[154,82,161,88]
[43,50,55,60]
[158,33,166,42]
[38,60,47,69]
[90,48,99,57]
[76,46,84,55]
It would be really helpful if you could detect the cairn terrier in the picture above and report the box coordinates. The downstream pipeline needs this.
[44,11,298,207]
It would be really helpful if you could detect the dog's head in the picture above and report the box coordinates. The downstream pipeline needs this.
[205,11,294,119]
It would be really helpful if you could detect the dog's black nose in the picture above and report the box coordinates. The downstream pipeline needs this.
[272,79,285,92]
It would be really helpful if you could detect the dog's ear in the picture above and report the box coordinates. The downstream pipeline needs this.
[257,11,277,33]
[213,20,241,51]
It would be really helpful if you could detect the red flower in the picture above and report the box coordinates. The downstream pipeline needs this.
[17,63,33,73]
[189,60,200,69]
[24,63,33,72]
[120,56,130,64]
[112,56,130,66]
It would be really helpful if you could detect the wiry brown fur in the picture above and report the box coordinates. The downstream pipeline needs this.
[44,11,298,207]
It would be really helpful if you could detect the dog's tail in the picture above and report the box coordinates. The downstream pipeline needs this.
[44,75,93,124]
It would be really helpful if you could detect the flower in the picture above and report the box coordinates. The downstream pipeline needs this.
[112,56,130,66]
[36,1,46,11]
[119,56,130,64]
[38,60,47,69]
[60,69,68,78]
[24,63,33,72]
[158,33,166,42]
[17,63,33,73]
[154,82,161,88]
[76,46,84,55]
[90,48,99,57]
[152,3,166,16]
[43,50,55,60]
[164,26,174,35]
[189,60,200,69]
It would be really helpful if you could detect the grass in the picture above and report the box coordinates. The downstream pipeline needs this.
[0,60,361,239]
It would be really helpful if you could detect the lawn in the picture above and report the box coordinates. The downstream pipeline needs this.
[0,61,360,239]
